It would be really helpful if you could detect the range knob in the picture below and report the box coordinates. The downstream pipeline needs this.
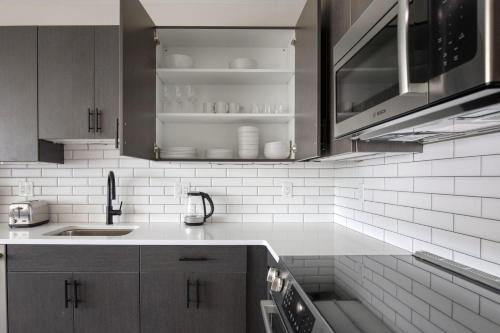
[266,267,279,282]
[270,276,284,292]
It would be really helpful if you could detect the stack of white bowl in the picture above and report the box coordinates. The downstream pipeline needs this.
[264,141,289,159]
[206,148,233,159]
[162,147,197,159]
[238,126,259,159]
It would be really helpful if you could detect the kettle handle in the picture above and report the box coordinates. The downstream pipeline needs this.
[200,192,214,220]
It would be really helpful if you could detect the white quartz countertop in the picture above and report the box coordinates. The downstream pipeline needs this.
[0,223,409,261]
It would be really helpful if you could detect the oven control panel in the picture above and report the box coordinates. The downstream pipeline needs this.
[281,285,315,333]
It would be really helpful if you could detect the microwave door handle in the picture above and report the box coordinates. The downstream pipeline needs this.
[260,300,279,333]
[397,0,411,95]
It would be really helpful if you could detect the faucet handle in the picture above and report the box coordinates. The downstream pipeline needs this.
[118,201,123,211]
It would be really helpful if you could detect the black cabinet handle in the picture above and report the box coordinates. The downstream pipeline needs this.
[73,280,80,308]
[95,108,102,133]
[179,257,209,262]
[186,279,191,308]
[196,279,200,309]
[115,118,119,149]
[64,280,72,308]
[88,108,95,133]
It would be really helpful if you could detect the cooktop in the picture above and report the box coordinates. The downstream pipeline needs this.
[277,252,500,333]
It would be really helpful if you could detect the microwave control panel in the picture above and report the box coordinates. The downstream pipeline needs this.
[430,0,477,77]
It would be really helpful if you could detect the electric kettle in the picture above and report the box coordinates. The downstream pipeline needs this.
[184,192,214,226]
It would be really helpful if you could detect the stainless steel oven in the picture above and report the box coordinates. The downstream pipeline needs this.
[334,0,500,141]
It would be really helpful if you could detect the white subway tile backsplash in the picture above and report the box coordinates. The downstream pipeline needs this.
[431,195,481,216]
[481,240,500,265]
[413,209,454,231]
[398,221,431,242]
[385,205,413,222]
[455,177,500,198]
[431,157,481,176]
[398,192,432,209]
[414,177,454,195]
[398,161,432,177]
[432,228,481,257]
[454,215,500,242]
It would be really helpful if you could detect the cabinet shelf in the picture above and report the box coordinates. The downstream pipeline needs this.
[156,112,294,124]
[157,68,294,85]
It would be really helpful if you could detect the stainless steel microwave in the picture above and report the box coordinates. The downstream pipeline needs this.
[333,0,500,142]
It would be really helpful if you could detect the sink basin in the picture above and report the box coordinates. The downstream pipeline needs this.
[45,226,137,237]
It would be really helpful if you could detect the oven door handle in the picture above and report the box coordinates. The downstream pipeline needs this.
[261,300,280,333]
[397,0,411,95]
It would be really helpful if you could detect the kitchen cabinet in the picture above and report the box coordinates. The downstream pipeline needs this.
[6,245,267,333]
[6,245,140,333]
[38,26,119,140]
[120,0,331,161]
[140,246,247,333]
[0,27,62,163]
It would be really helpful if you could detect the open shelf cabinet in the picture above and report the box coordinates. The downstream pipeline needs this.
[120,0,327,162]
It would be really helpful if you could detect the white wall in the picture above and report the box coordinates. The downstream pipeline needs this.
[333,132,500,277]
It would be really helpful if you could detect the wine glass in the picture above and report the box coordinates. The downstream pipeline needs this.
[185,85,196,113]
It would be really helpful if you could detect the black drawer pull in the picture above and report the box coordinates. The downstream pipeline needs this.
[179,257,209,262]
[64,280,72,308]
[73,280,80,308]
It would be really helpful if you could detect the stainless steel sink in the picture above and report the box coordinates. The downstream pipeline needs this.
[45,226,137,237]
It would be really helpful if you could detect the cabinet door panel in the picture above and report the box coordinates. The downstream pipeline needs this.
[73,273,139,333]
[7,272,73,333]
[141,272,246,333]
[0,27,38,162]
[38,26,94,139]
[95,26,119,139]
[141,272,188,332]
[188,272,246,333]
[295,0,321,160]
[120,0,156,159]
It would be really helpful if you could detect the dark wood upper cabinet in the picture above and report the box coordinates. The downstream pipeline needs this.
[38,26,95,140]
[295,0,332,160]
[95,26,120,140]
[0,27,63,163]
[120,0,156,160]
[38,26,119,141]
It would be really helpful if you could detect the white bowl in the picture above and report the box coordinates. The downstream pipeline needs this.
[264,151,288,159]
[165,54,194,68]
[229,58,258,69]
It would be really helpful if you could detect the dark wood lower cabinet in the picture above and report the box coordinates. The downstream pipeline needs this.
[141,272,247,333]
[7,272,74,333]
[7,245,263,333]
[73,273,139,333]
